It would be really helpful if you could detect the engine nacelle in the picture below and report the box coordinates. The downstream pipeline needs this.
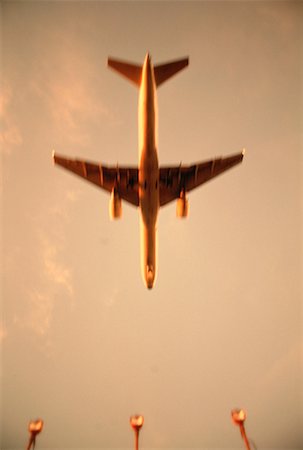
[109,189,122,220]
[176,193,189,218]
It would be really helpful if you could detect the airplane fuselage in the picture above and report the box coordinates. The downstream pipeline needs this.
[138,55,159,289]
[53,53,244,290]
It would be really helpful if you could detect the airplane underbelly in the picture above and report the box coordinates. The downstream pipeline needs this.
[139,149,159,289]
[139,179,159,288]
[140,189,159,224]
[139,148,159,224]
[140,219,157,289]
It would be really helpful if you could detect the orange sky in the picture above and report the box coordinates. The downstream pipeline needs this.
[1,1,302,449]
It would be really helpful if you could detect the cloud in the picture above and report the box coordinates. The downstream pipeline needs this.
[12,190,77,340]
[0,125,22,148]
[0,324,8,342]
[48,189,81,221]
[15,290,54,337]
[0,84,23,153]
[13,234,74,339]
[30,49,114,147]
[41,189,79,296]
[42,235,74,298]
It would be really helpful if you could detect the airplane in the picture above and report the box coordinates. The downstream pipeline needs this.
[53,53,244,289]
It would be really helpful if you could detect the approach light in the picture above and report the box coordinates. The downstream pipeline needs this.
[27,419,44,450]
[130,415,144,430]
[130,415,144,450]
[231,408,246,425]
[231,409,251,450]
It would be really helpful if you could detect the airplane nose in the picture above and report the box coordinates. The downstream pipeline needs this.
[146,266,154,289]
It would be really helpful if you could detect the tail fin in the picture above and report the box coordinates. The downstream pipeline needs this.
[108,57,142,86]
[108,55,189,87]
[154,57,189,87]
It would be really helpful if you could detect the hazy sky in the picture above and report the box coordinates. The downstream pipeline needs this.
[1,1,302,449]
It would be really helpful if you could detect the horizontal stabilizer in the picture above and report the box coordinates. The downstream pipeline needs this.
[154,57,189,87]
[108,57,142,86]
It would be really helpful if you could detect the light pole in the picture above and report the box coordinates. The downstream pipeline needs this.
[26,419,44,450]
[130,415,144,450]
[231,409,251,450]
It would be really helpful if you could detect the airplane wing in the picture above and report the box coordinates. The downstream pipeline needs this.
[53,153,139,206]
[159,151,244,206]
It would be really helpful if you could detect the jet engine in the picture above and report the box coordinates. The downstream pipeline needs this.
[176,191,189,218]
[109,188,122,219]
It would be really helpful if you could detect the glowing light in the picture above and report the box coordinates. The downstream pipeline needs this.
[231,409,252,450]
[28,419,44,433]
[27,419,44,450]
[130,415,144,450]
[231,408,247,425]
[130,414,144,430]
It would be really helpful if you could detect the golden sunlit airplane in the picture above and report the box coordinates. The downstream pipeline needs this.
[53,53,244,289]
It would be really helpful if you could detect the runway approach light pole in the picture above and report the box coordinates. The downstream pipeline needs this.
[130,415,144,450]
[26,419,44,450]
[231,409,251,450]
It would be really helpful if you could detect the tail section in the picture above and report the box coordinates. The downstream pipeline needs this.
[154,57,189,87]
[107,57,142,86]
[108,54,189,87]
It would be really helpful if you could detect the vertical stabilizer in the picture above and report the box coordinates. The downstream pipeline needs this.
[154,57,189,87]
[108,57,142,86]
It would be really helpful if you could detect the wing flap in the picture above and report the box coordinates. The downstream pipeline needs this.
[159,151,244,206]
[53,153,139,206]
